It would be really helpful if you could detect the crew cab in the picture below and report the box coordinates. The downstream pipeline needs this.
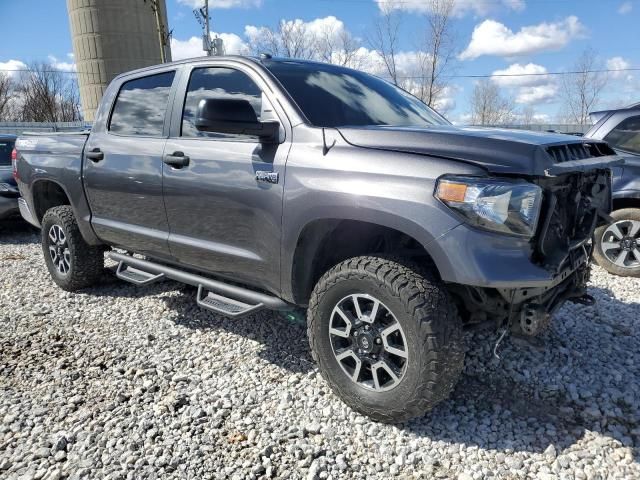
[15,56,621,422]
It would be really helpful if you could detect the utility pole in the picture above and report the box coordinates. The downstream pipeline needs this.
[145,0,170,63]
[203,0,211,55]
[194,0,224,56]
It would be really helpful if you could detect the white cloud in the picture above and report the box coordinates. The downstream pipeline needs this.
[177,0,261,9]
[514,85,558,104]
[0,59,27,77]
[491,63,558,105]
[491,62,549,87]
[374,0,525,17]
[48,55,76,72]
[607,56,631,79]
[171,32,249,60]
[459,16,586,60]
[618,1,633,14]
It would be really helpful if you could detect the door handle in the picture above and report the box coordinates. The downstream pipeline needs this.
[163,152,190,168]
[86,148,104,162]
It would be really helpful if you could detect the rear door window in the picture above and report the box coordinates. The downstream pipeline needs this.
[604,115,640,155]
[109,71,175,136]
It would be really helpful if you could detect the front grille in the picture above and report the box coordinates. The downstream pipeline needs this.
[546,142,615,163]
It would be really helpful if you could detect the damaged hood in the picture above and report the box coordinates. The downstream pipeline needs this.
[337,125,622,176]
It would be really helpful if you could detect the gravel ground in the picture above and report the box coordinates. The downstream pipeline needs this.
[1,219,639,480]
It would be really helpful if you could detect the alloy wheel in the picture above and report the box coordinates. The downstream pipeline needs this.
[329,294,408,392]
[601,219,640,269]
[48,224,71,275]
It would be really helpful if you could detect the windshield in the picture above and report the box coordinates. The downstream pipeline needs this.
[0,140,14,166]
[264,60,450,129]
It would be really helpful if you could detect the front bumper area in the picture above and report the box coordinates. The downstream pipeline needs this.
[434,222,593,332]
[427,222,565,289]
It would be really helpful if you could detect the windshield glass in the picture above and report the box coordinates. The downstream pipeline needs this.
[264,60,450,129]
[0,140,14,166]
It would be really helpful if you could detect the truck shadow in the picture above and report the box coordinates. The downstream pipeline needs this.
[0,218,39,244]
[160,283,639,460]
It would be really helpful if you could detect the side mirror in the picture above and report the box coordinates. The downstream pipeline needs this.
[195,98,280,143]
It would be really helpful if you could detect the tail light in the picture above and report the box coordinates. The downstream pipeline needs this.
[11,147,18,180]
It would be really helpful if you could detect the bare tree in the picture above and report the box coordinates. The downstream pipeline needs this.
[469,79,516,125]
[560,48,608,125]
[247,18,364,69]
[520,105,536,126]
[367,3,402,85]
[0,73,13,121]
[316,25,363,69]
[15,62,82,122]
[248,20,317,60]
[416,0,457,108]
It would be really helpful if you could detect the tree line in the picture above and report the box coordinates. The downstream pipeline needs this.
[0,62,82,122]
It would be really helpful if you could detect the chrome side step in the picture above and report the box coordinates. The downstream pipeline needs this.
[108,252,291,318]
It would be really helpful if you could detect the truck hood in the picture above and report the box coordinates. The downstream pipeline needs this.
[337,125,622,176]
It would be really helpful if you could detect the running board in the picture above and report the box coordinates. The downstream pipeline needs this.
[197,286,264,318]
[108,252,291,317]
[116,262,165,285]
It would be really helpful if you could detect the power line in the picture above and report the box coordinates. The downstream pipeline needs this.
[437,67,640,79]
[1,66,639,79]
[318,0,622,3]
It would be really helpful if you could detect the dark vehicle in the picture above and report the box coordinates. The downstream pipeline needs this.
[15,57,620,422]
[0,134,19,220]
[586,105,640,276]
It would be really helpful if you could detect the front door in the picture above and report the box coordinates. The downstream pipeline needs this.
[162,65,289,295]
[84,70,176,257]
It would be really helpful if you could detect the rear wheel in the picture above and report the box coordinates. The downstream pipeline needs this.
[41,206,104,291]
[594,208,640,277]
[307,256,464,423]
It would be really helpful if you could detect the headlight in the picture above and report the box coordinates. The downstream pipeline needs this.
[435,176,542,237]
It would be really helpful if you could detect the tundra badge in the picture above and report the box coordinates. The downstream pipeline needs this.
[256,171,279,184]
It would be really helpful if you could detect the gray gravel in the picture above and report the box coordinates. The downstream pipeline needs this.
[1,219,639,480]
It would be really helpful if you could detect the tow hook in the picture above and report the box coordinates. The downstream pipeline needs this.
[569,293,596,306]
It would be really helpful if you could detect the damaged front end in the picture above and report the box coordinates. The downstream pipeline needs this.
[451,141,620,337]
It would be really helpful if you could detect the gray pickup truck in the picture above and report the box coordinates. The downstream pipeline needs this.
[15,56,620,422]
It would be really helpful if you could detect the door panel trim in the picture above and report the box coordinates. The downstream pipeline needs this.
[169,232,263,261]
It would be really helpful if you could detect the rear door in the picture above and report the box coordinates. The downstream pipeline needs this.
[162,63,291,295]
[83,70,177,257]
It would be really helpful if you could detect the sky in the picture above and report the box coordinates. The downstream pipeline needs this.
[0,0,638,123]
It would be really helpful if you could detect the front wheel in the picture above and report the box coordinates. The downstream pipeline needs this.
[594,208,640,277]
[41,205,104,291]
[307,256,464,423]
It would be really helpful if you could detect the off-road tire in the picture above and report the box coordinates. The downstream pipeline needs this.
[593,208,640,278]
[41,205,104,291]
[307,256,464,423]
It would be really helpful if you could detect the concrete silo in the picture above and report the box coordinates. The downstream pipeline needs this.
[67,0,172,121]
